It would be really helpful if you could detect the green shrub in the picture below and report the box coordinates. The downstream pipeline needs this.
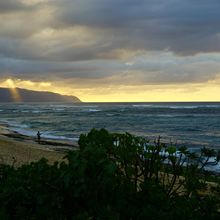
[0,128,219,219]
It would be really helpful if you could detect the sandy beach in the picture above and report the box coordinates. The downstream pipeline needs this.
[0,122,78,167]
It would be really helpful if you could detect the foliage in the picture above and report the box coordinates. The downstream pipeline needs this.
[0,128,220,219]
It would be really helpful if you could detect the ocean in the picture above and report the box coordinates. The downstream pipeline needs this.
[1,102,220,150]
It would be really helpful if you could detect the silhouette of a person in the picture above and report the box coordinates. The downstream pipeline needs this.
[37,131,41,143]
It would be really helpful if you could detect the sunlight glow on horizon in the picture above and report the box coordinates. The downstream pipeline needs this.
[53,82,220,102]
[5,79,16,89]
[1,78,220,102]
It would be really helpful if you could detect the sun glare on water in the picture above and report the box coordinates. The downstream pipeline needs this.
[5,79,22,102]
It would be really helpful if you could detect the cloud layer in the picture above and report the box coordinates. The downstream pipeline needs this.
[0,0,220,101]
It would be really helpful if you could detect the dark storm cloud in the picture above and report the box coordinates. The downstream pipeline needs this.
[0,0,25,12]
[0,0,35,13]
[0,57,125,81]
[0,0,51,40]
[55,0,220,54]
[1,0,220,60]
[1,0,220,87]
[1,52,220,86]
[0,37,120,61]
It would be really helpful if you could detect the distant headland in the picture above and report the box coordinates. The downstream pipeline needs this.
[0,87,81,103]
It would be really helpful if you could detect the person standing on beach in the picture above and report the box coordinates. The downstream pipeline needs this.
[37,131,41,143]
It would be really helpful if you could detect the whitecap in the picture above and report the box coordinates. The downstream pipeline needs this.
[169,106,199,109]
[12,128,35,137]
[10,122,29,129]
[42,133,78,141]
[88,109,101,112]
[54,108,65,111]
[203,105,220,108]
[81,105,99,108]
[132,104,153,108]
[32,110,44,113]
[106,113,116,116]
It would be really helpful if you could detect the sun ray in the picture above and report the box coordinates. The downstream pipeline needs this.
[5,79,22,102]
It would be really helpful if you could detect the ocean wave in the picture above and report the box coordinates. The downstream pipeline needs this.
[133,105,199,109]
[1,119,31,131]
[32,110,45,113]
[11,128,36,137]
[54,108,65,111]
[132,104,153,108]
[203,105,220,108]
[157,114,182,118]
[81,105,99,108]
[10,122,29,129]
[132,104,220,109]
[88,109,101,112]
[50,104,99,108]
[0,119,9,124]
[106,113,118,116]
[169,105,220,109]
[41,133,78,141]
[49,104,71,108]
[169,106,199,109]
[6,123,78,141]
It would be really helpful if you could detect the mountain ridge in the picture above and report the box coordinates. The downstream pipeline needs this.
[0,87,81,103]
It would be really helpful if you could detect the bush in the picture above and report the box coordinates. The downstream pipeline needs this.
[0,129,220,219]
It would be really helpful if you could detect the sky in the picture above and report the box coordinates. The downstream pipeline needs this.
[0,0,220,102]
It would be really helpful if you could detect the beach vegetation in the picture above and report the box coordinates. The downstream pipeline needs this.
[0,129,220,219]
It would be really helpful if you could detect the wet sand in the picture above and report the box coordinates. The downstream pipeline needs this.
[0,122,78,167]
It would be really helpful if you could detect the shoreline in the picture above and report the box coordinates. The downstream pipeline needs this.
[0,122,78,167]
[1,121,220,175]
